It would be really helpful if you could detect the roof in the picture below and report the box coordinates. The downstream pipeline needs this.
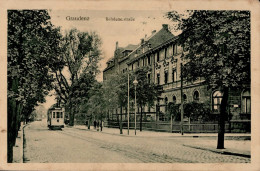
[126,25,175,64]
[146,26,174,49]
[104,24,175,70]
[122,44,138,52]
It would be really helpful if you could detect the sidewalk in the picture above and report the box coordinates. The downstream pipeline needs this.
[73,125,251,139]
[73,125,251,158]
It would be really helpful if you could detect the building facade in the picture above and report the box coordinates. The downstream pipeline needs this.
[103,24,251,132]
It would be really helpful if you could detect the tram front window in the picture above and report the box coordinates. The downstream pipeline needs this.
[57,112,60,118]
[53,112,55,118]
[60,112,63,118]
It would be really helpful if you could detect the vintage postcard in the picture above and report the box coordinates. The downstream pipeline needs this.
[0,0,259,170]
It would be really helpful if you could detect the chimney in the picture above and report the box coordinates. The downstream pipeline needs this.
[152,30,156,34]
[141,38,144,45]
[116,41,118,50]
[162,24,168,30]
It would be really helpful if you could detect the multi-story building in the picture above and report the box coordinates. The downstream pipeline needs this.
[103,24,251,132]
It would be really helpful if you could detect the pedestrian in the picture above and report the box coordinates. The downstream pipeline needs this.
[97,121,99,131]
[100,120,103,132]
[94,120,96,129]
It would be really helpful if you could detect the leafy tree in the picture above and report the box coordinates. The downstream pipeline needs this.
[166,10,250,148]
[183,102,211,122]
[7,10,61,162]
[84,82,107,130]
[168,102,210,122]
[71,73,97,113]
[101,73,128,134]
[100,67,159,133]
[130,67,160,131]
[53,28,102,126]
[167,102,181,121]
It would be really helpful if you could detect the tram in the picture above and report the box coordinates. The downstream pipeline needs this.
[47,107,65,130]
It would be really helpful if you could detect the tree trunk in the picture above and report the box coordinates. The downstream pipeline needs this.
[88,119,90,129]
[7,77,20,163]
[116,109,119,129]
[140,106,143,132]
[120,106,123,134]
[101,116,103,132]
[8,99,23,163]
[69,112,74,126]
[217,87,229,149]
[69,101,74,126]
[8,99,15,163]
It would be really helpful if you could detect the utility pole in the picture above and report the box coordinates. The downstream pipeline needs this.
[180,63,184,135]
[127,73,130,135]
[133,77,138,135]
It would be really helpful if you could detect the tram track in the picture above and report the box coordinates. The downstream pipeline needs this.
[58,128,193,163]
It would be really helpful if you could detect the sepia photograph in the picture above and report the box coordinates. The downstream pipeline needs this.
[0,0,260,170]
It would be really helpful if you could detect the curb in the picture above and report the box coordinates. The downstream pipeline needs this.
[183,144,251,158]
[73,126,165,138]
[74,127,131,137]
[73,126,250,139]
[73,126,157,138]
[22,124,28,163]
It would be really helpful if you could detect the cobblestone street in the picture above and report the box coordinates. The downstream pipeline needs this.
[23,121,250,163]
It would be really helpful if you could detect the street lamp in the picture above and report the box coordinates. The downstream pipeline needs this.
[133,77,138,135]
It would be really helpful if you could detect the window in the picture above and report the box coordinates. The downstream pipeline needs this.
[53,112,56,118]
[157,74,160,85]
[148,56,151,65]
[212,91,223,113]
[242,90,250,114]
[173,96,176,104]
[193,91,200,102]
[172,68,177,82]
[60,112,63,118]
[56,112,60,118]
[164,71,168,84]
[137,61,140,67]
[132,64,133,70]
[157,52,160,62]
[143,58,145,66]
[183,94,187,103]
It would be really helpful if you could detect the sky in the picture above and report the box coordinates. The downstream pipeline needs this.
[49,9,181,80]
[42,9,180,109]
